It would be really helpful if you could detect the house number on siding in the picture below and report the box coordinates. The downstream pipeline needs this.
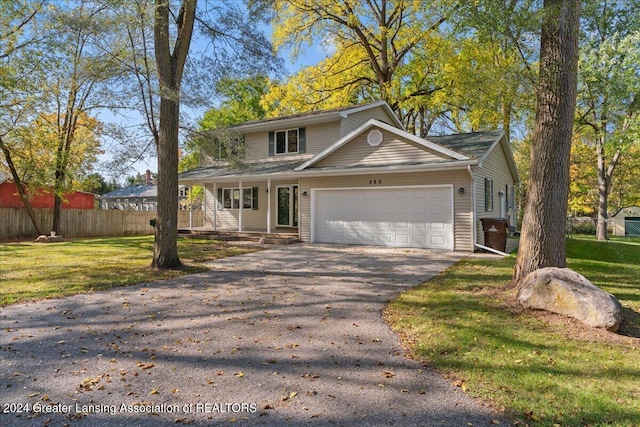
[368,179,382,185]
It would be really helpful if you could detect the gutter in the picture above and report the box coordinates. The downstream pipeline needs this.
[468,165,477,250]
[474,243,510,257]
[179,160,479,185]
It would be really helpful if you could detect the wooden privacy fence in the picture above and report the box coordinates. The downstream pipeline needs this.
[0,208,203,239]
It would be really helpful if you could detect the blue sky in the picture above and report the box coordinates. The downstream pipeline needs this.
[100,34,330,181]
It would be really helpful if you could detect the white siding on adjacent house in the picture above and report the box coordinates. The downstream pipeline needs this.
[299,170,473,251]
[314,129,450,168]
[474,141,516,245]
[612,206,640,236]
[340,105,399,136]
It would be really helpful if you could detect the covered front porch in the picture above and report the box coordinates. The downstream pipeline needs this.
[188,177,303,237]
[179,160,306,237]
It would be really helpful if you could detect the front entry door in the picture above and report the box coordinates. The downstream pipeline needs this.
[277,185,298,227]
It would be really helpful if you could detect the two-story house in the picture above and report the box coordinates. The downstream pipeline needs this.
[178,101,519,251]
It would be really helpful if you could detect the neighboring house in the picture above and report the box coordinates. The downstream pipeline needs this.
[0,181,95,209]
[611,206,640,237]
[179,101,519,251]
[97,184,189,210]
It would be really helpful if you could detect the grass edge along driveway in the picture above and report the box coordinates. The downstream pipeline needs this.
[385,235,640,427]
[0,235,262,306]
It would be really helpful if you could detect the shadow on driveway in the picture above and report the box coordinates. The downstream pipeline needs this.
[1,244,507,426]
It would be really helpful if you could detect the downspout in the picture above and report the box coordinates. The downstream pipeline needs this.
[468,165,477,251]
[474,243,509,257]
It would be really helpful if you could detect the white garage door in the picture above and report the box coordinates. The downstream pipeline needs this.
[312,186,454,249]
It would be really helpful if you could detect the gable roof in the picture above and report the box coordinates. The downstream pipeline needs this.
[227,101,404,133]
[427,130,503,159]
[612,206,640,217]
[430,130,519,183]
[98,185,158,199]
[295,119,469,171]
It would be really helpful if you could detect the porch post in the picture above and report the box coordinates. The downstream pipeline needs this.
[203,183,207,227]
[189,192,193,230]
[238,180,243,232]
[267,179,271,234]
[212,182,217,231]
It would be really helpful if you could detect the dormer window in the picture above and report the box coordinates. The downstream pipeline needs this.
[269,127,306,156]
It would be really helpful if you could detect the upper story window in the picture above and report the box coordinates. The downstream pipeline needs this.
[269,127,306,156]
[213,134,245,160]
[276,129,298,154]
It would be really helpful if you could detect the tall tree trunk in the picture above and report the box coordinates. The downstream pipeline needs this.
[595,136,622,241]
[52,151,65,234]
[153,95,182,268]
[152,0,195,269]
[52,194,62,234]
[0,136,45,236]
[513,0,580,284]
[595,134,608,240]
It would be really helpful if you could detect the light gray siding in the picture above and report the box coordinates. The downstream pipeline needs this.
[340,105,399,136]
[314,129,449,168]
[243,122,341,162]
[205,180,299,231]
[473,141,516,245]
[299,170,473,251]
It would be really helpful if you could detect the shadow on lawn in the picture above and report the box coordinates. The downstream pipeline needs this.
[619,306,640,338]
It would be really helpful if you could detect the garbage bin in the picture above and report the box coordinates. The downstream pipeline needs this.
[480,218,509,252]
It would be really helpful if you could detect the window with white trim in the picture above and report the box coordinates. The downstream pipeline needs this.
[484,178,494,211]
[220,187,259,210]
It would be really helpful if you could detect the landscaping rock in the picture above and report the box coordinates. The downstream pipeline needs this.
[517,267,622,331]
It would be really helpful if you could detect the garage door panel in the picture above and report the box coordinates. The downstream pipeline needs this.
[313,187,454,250]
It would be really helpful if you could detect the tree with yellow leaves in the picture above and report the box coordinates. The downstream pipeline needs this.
[262,0,459,134]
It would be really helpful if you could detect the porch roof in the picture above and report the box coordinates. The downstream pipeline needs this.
[179,159,305,183]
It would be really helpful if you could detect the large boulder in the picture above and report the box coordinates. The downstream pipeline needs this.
[517,267,622,332]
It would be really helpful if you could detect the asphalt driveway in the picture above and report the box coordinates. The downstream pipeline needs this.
[1,243,506,426]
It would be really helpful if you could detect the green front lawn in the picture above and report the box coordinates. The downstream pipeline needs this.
[0,236,261,305]
[386,236,640,427]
